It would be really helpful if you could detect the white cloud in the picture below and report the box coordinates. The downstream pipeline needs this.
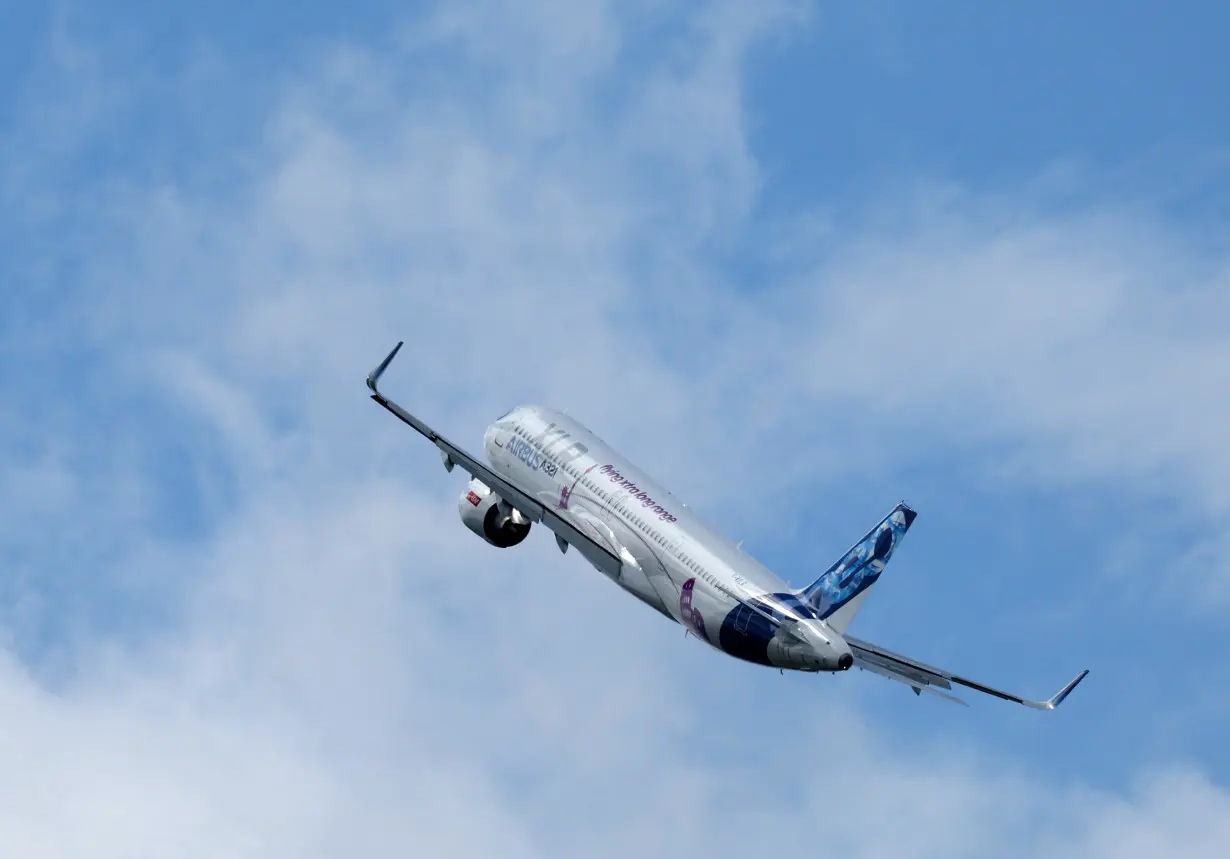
[799,195,1230,506]
[2,0,1229,856]
[3,474,1228,858]
[743,190,1230,596]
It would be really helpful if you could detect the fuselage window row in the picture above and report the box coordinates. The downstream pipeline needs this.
[522,430,706,576]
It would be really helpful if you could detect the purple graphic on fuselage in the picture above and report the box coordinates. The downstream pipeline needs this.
[681,578,707,640]
[558,485,570,509]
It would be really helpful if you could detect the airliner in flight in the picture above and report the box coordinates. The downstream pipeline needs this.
[367,342,1087,709]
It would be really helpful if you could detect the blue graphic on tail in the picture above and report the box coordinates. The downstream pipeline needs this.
[798,503,916,618]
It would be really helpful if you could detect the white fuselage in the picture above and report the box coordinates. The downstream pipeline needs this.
[482,406,853,672]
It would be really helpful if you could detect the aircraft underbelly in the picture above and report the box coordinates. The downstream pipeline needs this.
[616,532,678,621]
[568,504,672,617]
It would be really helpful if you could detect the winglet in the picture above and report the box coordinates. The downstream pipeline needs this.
[1045,669,1089,710]
[1020,668,1089,710]
[367,341,404,394]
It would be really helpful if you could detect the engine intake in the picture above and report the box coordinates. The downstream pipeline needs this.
[459,479,532,548]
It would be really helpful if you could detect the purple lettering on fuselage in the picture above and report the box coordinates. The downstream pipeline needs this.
[599,464,678,522]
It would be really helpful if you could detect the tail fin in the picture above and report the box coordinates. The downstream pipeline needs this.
[797,502,917,633]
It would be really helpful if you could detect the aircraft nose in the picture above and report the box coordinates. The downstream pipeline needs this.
[838,653,853,671]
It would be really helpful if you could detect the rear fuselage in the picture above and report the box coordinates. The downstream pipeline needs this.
[482,406,852,672]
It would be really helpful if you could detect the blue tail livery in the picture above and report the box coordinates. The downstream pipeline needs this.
[797,503,917,632]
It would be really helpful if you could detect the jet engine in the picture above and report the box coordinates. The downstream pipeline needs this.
[458,478,532,548]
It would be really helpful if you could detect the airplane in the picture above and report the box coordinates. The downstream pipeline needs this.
[366,341,1088,710]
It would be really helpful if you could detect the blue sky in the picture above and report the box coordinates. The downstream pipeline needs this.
[753,2,1230,196]
[3,1,1230,855]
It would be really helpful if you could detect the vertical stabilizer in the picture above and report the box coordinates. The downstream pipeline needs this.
[797,503,916,633]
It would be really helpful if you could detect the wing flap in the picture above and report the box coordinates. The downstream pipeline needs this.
[367,342,623,579]
[852,649,953,691]
[853,659,969,706]
[846,636,954,690]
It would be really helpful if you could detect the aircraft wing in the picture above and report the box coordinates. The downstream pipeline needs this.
[365,342,624,579]
[845,634,1088,710]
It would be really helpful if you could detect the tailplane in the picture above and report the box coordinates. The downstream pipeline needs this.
[797,503,917,633]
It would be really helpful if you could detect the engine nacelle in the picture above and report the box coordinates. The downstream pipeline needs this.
[458,479,532,548]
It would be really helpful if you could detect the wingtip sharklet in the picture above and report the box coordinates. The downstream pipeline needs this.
[1009,668,1088,711]
[367,341,404,394]
[1045,668,1089,710]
